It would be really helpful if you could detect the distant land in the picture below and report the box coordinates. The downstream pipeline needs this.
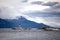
[0,16,53,28]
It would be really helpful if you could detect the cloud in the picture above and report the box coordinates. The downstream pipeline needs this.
[22,5,50,12]
[42,3,60,13]
[43,17,60,27]
[25,11,60,17]
[53,4,60,8]
[0,0,26,19]
[31,1,43,5]
[0,0,50,19]
[21,0,28,3]
[0,6,22,19]
[42,2,59,6]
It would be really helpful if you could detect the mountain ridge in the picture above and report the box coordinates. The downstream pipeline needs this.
[0,16,49,28]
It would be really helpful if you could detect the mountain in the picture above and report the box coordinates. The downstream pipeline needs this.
[0,16,49,28]
[0,18,13,28]
[18,16,48,28]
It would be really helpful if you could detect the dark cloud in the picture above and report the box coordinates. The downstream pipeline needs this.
[31,1,43,5]
[53,4,60,8]
[21,0,28,3]
[42,2,59,6]
[26,11,60,17]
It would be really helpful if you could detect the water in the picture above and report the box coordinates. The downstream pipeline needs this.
[0,29,60,40]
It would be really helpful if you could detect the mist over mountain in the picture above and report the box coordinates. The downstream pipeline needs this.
[0,16,49,28]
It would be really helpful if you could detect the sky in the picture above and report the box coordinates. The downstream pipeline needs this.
[0,0,60,27]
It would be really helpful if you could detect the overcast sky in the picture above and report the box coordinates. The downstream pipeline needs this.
[0,0,60,27]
